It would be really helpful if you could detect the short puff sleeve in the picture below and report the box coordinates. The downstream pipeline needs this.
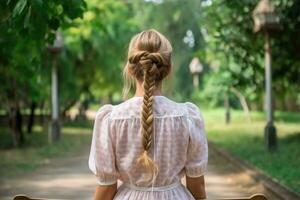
[184,102,208,178]
[88,104,117,185]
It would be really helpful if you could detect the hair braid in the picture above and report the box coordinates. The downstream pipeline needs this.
[124,29,173,183]
[141,66,155,151]
[137,60,159,182]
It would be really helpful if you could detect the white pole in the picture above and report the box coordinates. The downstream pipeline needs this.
[49,57,60,143]
[52,60,59,121]
[193,74,199,89]
[265,32,272,123]
[264,31,277,150]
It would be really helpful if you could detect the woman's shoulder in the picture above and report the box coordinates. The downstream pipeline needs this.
[183,101,203,119]
[153,97,203,119]
[95,104,114,121]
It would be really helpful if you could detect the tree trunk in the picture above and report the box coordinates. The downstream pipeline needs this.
[27,102,37,134]
[230,87,252,122]
[39,100,45,125]
[224,92,231,124]
[78,100,88,120]
[9,105,24,147]
[61,99,77,118]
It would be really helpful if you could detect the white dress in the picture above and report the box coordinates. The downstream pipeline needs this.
[88,96,208,200]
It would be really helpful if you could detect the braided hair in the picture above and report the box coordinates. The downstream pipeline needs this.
[124,30,172,182]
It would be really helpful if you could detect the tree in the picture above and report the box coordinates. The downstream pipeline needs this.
[0,0,86,147]
[62,0,139,105]
[200,0,300,111]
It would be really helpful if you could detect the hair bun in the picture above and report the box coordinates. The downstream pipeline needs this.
[128,50,170,82]
[129,51,167,70]
[147,52,168,67]
[128,51,148,64]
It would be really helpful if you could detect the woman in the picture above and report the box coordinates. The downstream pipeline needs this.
[88,29,208,200]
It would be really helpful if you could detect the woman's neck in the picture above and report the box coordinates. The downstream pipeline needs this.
[134,81,163,97]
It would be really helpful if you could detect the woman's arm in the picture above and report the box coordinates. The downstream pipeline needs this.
[186,175,206,200]
[93,183,117,200]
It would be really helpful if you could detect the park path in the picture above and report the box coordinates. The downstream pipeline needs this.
[0,144,280,200]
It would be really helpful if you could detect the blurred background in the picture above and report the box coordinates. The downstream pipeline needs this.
[0,0,299,199]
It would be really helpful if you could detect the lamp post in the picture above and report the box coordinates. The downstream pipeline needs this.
[189,57,203,90]
[252,0,280,150]
[47,32,63,143]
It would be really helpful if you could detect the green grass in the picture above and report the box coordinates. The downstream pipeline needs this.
[0,120,93,178]
[203,108,300,194]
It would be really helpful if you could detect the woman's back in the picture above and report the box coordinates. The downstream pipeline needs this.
[89,96,208,199]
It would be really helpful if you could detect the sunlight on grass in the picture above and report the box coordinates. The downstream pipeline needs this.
[63,127,91,135]
[203,108,300,194]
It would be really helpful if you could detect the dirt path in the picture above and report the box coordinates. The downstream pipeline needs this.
[205,147,280,199]
[0,146,280,200]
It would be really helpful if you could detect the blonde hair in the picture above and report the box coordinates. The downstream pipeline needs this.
[123,29,172,181]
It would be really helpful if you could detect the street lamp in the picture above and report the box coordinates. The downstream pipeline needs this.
[252,0,280,150]
[189,57,203,90]
[47,32,63,143]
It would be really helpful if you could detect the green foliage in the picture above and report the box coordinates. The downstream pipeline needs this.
[1,0,300,147]
[194,70,231,107]
[131,0,206,100]
[0,0,86,106]
[0,0,86,147]
[62,0,139,100]
[200,0,300,110]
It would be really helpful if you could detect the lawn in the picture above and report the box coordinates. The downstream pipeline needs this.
[0,120,93,178]
[202,108,300,194]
